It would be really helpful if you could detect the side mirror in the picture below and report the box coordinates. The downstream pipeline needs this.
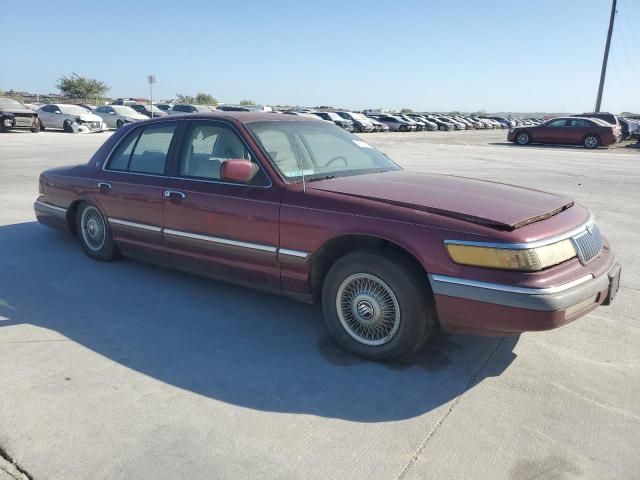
[220,159,259,183]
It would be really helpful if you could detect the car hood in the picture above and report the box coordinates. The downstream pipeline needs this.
[1,107,36,115]
[307,171,574,230]
[78,114,102,122]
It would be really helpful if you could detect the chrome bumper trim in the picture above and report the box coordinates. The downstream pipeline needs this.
[34,200,67,215]
[429,273,594,295]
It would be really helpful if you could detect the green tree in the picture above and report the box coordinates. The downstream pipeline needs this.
[239,99,255,106]
[175,93,195,104]
[56,73,109,99]
[195,92,218,105]
[400,108,413,114]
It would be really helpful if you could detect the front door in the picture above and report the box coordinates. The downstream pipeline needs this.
[537,118,568,143]
[93,121,179,260]
[161,120,281,288]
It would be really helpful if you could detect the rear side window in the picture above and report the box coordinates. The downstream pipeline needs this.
[107,123,177,174]
[548,119,568,127]
[569,119,590,127]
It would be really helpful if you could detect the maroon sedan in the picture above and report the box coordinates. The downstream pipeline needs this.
[34,113,621,361]
[508,117,618,148]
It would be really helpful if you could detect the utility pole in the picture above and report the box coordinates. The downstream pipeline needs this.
[147,75,156,118]
[595,0,616,112]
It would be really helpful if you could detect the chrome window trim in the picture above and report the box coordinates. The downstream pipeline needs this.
[444,215,595,250]
[108,218,162,232]
[164,228,277,253]
[278,248,309,258]
[100,118,272,189]
[34,200,67,214]
[429,273,594,295]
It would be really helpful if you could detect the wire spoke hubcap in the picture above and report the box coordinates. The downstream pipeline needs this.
[336,273,400,346]
[81,206,106,252]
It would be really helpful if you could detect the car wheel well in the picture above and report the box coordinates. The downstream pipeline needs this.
[65,200,83,235]
[310,234,427,301]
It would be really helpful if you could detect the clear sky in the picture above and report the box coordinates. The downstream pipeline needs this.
[2,0,638,113]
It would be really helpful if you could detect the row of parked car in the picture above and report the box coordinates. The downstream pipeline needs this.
[2,96,638,148]
[285,110,542,133]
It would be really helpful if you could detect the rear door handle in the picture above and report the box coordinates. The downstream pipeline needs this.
[98,182,112,192]
[164,190,186,204]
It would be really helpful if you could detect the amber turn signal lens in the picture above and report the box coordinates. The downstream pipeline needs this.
[446,239,577,271]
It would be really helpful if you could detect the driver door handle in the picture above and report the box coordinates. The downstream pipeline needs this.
[164,190,186,204]
[98,182,112,192]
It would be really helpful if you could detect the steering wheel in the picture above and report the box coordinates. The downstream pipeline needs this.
[325,155,348,168]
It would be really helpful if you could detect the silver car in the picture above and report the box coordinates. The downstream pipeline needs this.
[94,105,148,129]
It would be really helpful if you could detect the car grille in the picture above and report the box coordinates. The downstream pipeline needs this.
[572,224,603,264]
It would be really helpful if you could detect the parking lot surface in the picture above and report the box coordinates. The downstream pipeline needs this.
[0,130,638,480]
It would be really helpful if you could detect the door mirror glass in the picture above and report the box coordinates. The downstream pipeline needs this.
[220,159,258,183]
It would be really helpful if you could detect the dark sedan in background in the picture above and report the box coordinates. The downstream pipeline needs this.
[0,97,40,132]
[508,117,618,148]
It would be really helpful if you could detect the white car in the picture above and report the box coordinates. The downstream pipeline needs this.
[94,105,148,129]
[37,104,106,133]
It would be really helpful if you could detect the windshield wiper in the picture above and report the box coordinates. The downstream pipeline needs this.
[305,175,336,182]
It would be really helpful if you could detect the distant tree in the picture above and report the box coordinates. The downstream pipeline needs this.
[400,108,413,114]
[195,92,218,105]
[56,73,109,99]
[175,93,196,104]
[239,99,255,106]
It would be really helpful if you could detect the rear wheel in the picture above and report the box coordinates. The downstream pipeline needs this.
[76,202,119,261]
[30,119,40,133]
[516,131,531,145]
[322,250,435,362]
[583,135,600,149]
[116,119,124,129]
[63,120,73,133]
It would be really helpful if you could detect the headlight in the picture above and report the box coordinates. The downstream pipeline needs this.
[445,239,577,271]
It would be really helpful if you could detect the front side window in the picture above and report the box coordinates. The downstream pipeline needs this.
[107,123,177,174]
[249,120,400,180]
[178,122,259,182]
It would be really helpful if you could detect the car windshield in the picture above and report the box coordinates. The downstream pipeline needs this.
[0,98,26,109]
[60,105,90,115]
[112,106,138,115]
[248,120,401,181]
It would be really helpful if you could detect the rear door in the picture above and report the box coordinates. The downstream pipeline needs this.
[567,118,591,144]
[93,121,180,260]
[161,119,281,288]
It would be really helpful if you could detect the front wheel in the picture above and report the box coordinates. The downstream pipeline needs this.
[515,131,531,145]
[116,119,124,129]
[77,202,119,261]
[322,250,435,362]
[583,135,600,149]
[30,119,41,133]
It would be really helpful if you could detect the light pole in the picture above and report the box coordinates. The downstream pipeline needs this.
[147,75,156,118]
[595,0,616,112]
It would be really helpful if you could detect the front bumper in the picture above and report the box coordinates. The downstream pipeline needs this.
[429,262,621,335]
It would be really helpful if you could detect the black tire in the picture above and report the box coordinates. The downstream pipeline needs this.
[583,135,600,149]
[515,131,532,145]
[76,202,119,261]
[39,119,45,131]
[321,249,435,362]
[30,119,41,133]
[63,120,73,133]
[116,119,124,129]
